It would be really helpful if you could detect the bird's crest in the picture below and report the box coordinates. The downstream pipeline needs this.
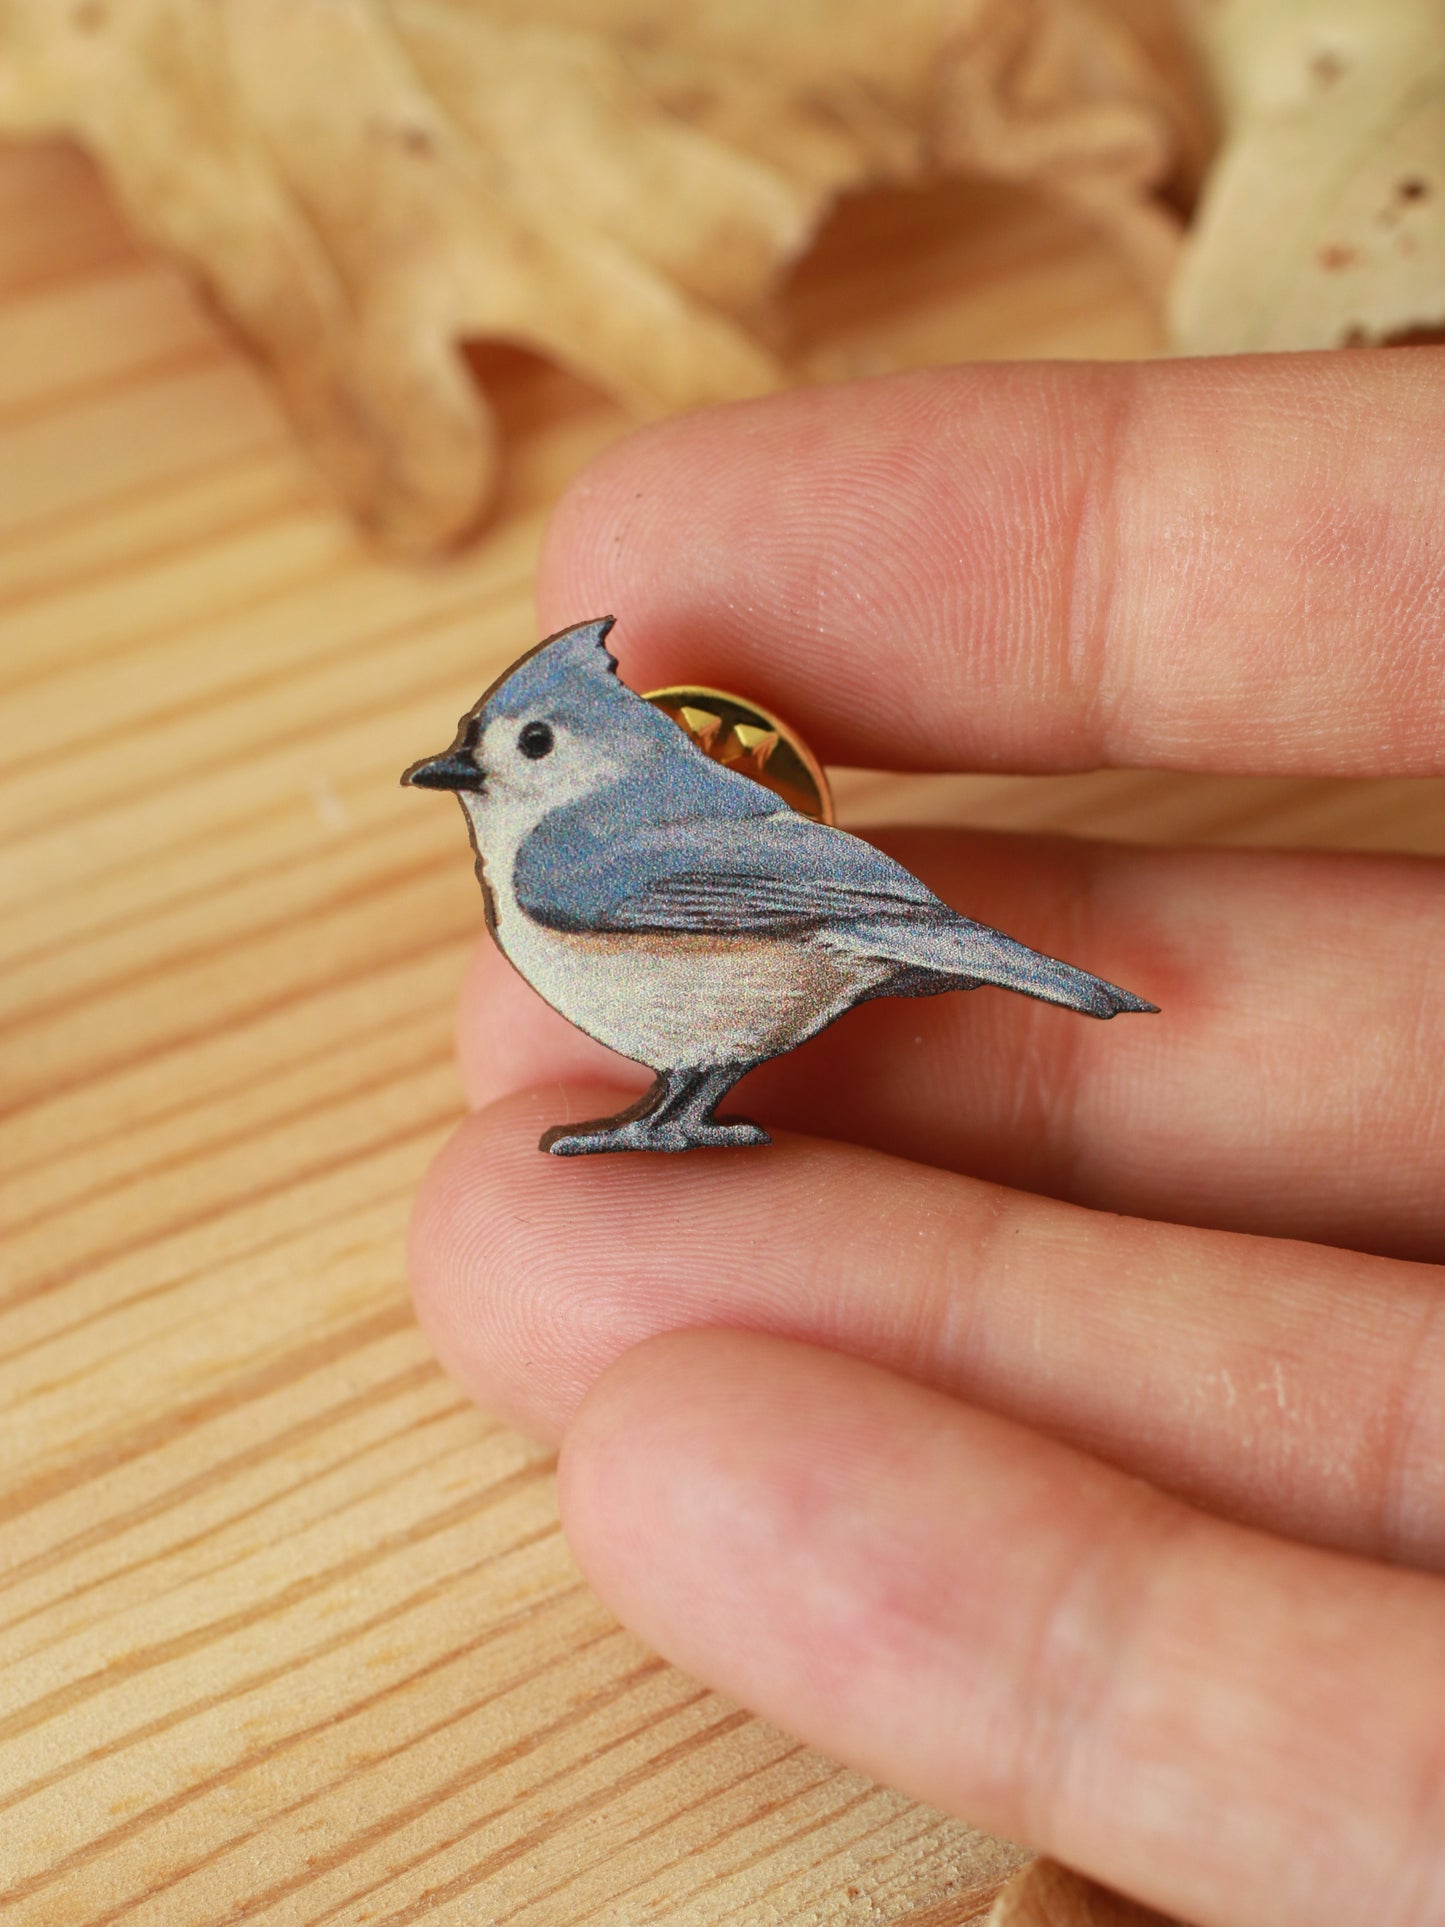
[473,615,619,720]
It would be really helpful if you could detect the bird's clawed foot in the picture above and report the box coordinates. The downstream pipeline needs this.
[539,1066,769,1156]
[541,1116,769,1156]
[675,1117,771,1150]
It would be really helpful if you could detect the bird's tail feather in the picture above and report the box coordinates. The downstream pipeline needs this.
[842,916,1157,1019]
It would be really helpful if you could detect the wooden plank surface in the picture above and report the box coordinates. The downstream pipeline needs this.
[1,137,1441,1927]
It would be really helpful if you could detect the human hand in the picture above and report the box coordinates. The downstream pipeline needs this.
[409,351,1445,1926]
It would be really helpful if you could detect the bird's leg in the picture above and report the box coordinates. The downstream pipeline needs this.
[669,1062,769,1146]
[539,1072,681,1156]
[541,1064,769,1156]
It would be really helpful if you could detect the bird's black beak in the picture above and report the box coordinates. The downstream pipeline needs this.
[401,748,485,792]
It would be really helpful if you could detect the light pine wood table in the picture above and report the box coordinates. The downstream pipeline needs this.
[2,138,1440,1927]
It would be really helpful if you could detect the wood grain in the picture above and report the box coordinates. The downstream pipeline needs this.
[1,139,1440,1927]
[988,1858,1183,1926]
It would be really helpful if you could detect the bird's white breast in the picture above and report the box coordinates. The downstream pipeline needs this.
[465,793,890,1070]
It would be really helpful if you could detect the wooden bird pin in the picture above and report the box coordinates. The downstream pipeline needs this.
[404,617,1157,1154]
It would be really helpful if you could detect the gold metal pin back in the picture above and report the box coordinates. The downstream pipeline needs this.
[644,686,834,823]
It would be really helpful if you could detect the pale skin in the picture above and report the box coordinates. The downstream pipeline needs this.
[408,350,1445,1927]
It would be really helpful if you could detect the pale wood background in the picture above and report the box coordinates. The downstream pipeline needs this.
[2,138,1441,1927]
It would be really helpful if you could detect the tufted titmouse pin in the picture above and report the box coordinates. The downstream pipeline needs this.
[403,617,1157,1155]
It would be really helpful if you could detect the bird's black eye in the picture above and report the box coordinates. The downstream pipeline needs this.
[518,721,554,760]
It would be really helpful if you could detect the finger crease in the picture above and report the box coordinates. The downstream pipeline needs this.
[1013,1492,1196,1851]
[1377,1285,1445,1568]
[1061,372,1134,764]
[1389,1697,1445,1927]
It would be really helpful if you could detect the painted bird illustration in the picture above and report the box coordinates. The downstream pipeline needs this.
[403,617,1157,1155]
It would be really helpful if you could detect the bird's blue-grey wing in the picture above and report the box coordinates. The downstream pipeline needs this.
[515,798,1153,1017]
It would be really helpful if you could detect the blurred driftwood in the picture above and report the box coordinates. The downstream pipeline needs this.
[0,0,1437,549]
[0,0,1189,549]
[1172,0,1445,351]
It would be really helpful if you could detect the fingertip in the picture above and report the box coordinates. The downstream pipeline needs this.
[532,378,969,746]
[561,1327,789,1477]
[557,1331,878,1705]
[555,1330,706,1576]
[536,412,709,684]
[407,1097,530,1432]
[408,1088,619,1441]
[406,1086,720,1442]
